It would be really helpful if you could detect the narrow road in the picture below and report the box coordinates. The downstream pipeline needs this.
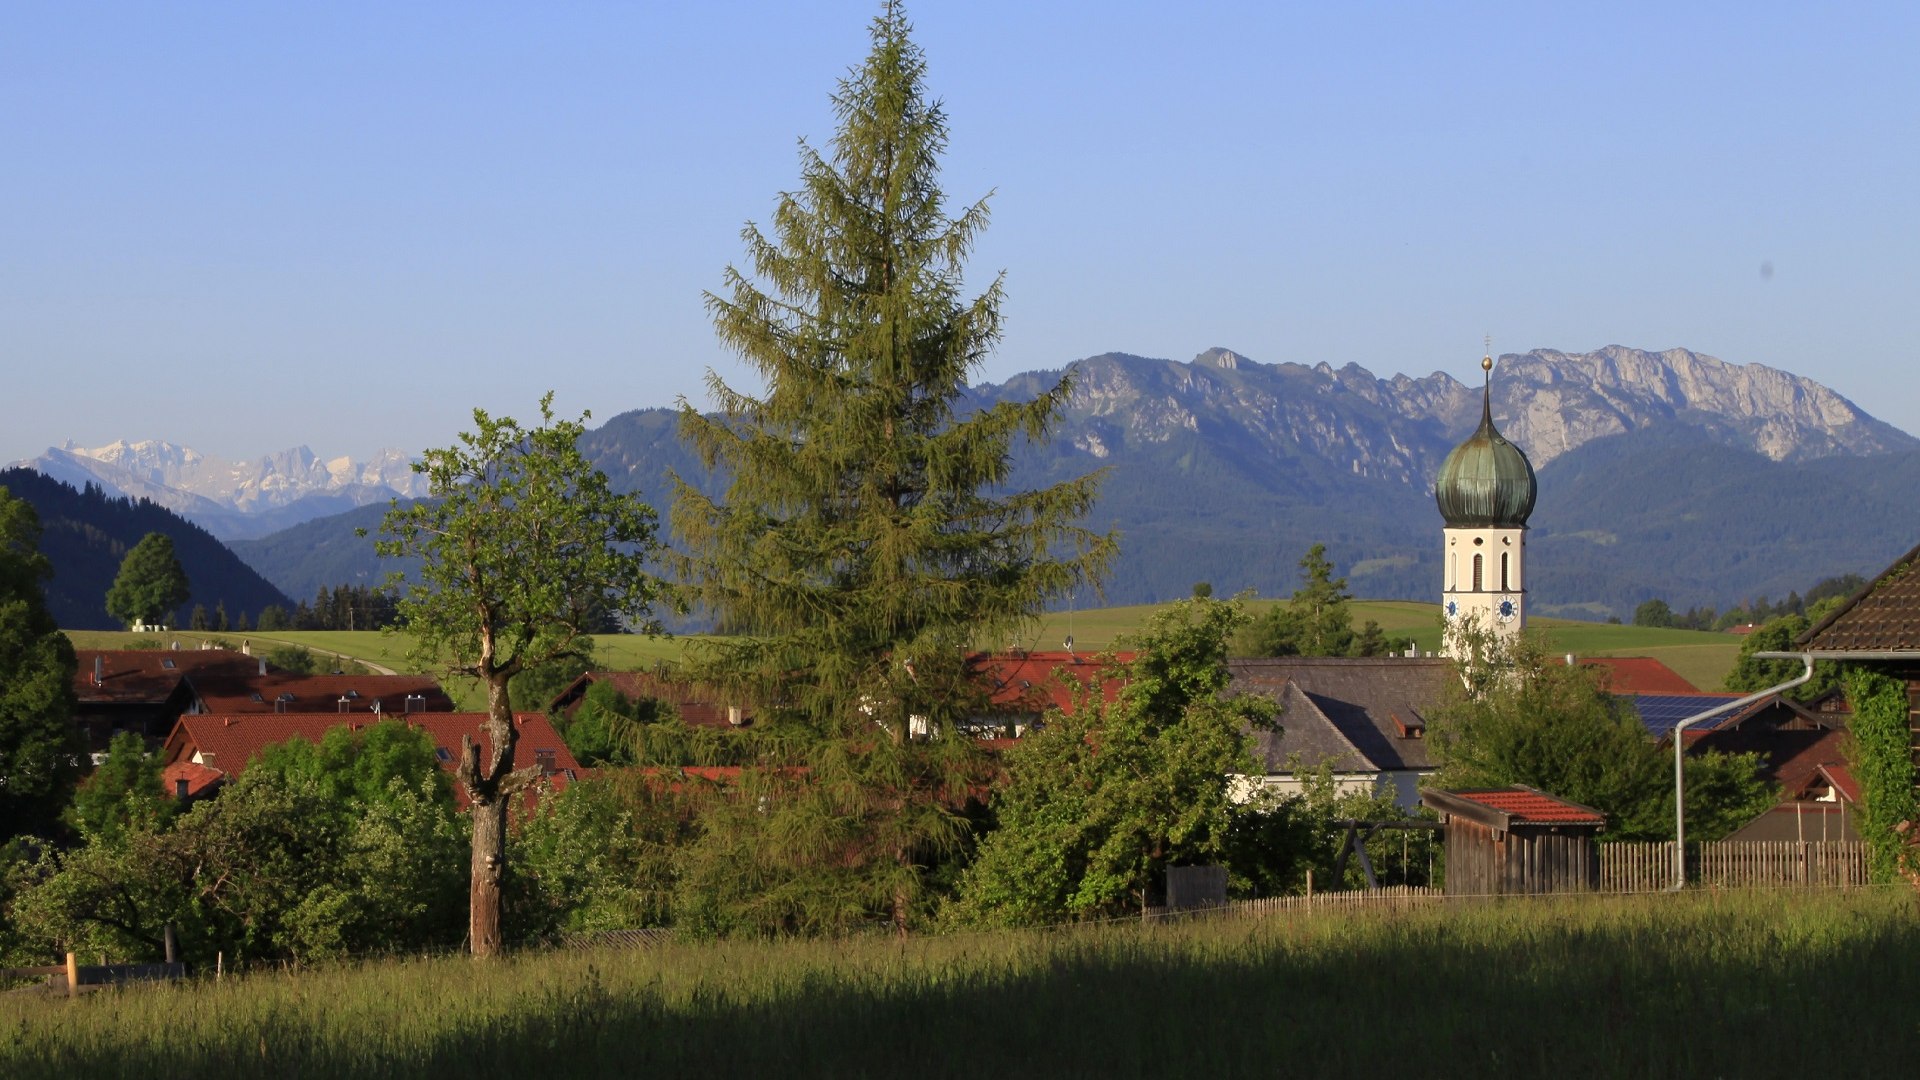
[238,634,400,676]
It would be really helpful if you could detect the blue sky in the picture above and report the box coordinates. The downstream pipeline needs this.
[4,1,1916,465]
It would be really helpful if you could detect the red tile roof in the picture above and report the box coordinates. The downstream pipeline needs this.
[550,652,1133,736]
[188,672,453,715]
[73,649,260,704]
[1691,720,1854,801]
[1440,787,1607,825]
[161,712,583,807]
[550,671,753,729]
[1578,656,1699,694]
[161,760,225,800]
[966,651,1132,715]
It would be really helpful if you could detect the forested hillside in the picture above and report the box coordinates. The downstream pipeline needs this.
[0,468,292,629]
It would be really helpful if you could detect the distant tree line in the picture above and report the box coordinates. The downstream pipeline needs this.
[1632,573,1867,631]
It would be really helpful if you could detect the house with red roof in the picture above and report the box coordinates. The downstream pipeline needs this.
[1576,656,1698,694]
[185,670,454,717]
[548,651,1133,745]
[159,711,583,808]
[72,647,263,750]
[549,670,757,730]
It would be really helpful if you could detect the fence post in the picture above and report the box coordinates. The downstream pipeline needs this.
[65,952,78,998]
[164,923,177,965]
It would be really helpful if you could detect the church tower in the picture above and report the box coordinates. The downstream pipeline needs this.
[1437,354,1537,656]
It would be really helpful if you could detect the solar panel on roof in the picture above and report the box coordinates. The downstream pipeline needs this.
[1626,695,1748,738]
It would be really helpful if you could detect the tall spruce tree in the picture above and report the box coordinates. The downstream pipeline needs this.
[672,6,1113,933]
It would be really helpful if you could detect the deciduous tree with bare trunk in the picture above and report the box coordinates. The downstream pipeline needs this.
[371,393,664,956]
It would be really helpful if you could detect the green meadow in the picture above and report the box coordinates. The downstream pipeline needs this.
[67,600,1745,696]
[1026,600,1745,691]
[3,888,1913,1078]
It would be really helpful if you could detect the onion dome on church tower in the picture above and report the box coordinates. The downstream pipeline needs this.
[1435,356,1536,528]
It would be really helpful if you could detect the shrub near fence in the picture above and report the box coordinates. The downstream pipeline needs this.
[1600,840,1868,892]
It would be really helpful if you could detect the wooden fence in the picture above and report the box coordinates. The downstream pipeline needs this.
[1599,840,1868,892]
[0,954,185,996]
[1147,885,1443,921]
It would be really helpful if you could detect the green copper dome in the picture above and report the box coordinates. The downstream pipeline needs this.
[1435,367,1536,528]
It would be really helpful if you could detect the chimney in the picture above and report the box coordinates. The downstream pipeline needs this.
[337,696,350,713]
[1566,654,1575,666]
[242,640,251,656]
[728,705,744,727]
[93,656,103,687]
[259,658,268,676]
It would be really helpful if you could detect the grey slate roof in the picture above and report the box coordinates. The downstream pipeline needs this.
[1229,656,1455,774]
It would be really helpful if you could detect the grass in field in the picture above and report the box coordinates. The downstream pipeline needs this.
[4,889,1915,1078]
[68,604,1743,693]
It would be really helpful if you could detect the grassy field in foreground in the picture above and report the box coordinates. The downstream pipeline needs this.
[4,889,1915,1078]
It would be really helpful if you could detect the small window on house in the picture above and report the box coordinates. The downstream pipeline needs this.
[435,748,452,762]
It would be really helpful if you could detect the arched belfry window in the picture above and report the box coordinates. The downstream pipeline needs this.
[1472,554,1483,592]
[1501,552,1511,591]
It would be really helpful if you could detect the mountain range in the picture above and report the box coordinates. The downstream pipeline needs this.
[8,440,429,540]
[15,345,1920,623]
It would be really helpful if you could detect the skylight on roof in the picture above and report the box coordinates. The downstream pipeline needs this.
[162,659,176,669]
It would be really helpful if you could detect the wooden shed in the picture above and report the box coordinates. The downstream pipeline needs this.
[1421,786,1605,895]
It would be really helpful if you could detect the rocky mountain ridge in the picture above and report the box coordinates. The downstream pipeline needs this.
[986,345,1911,491]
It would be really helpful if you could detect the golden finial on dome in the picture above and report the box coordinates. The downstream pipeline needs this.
[1481,354,1493,373]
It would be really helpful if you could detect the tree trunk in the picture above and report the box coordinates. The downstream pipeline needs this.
[464,669,518,958]
[469,792,509,956]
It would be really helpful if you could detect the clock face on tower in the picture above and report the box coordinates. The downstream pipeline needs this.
[1497,596,1517,622]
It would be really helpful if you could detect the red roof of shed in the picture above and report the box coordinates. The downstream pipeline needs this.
[1424,786,1608,827]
